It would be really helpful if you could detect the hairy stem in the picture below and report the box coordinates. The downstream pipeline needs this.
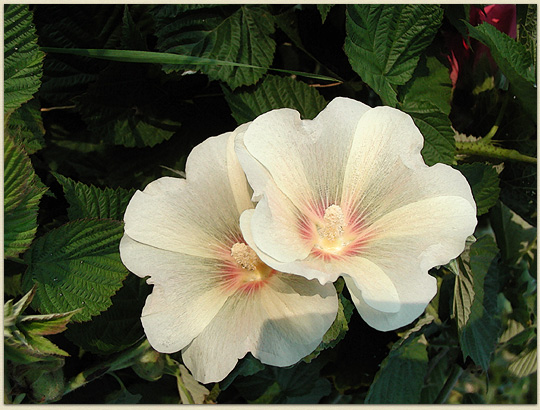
[456,141,537,164]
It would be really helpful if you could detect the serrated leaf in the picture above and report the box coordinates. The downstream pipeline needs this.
[22,219,129,322]
[466,22,537,120]
[6,99,46,155]
[154,5,276,89]
[508,340,537,378]
[365,335,429,404]
[345,4,443,106]
[4,135,47,258]
[54,173,135,220]
[223,75,327,124]
[65,275,150,355]
[5,289,76,364]
[402,103,456,165]
[456,163,501,215]
[317,4,334,24]
[4,4,44,114]
[453,235,501,370]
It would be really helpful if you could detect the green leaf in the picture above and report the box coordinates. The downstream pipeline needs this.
[400,55,452,115]
[453,235,501,370]
[402,103,456,166]
[220,354,265,390]
[54,173,135,220]
[42,47,340,84]
[508,339,537,378]
[65,275,150,355]
[6,99,46,155]
[466,22,537,120]
[4,135,47,259]
[223,75,327,124]
[317,4,334,24]
[33,5,122,105]
[399,55,455,165]
[154,5,276,89]
[365,335,429,404]
[76,64,179,148]
[490,201,537,267]
[4,4,44,114]
[22,219,129,322]
[345,4,443,106]
[234,360,331,404]
[456,163,501,215]
[517,4,537,68]
[4,289,77,364]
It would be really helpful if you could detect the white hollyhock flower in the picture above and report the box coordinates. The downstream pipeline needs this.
[119,126,338,384]
[235,97,477,332]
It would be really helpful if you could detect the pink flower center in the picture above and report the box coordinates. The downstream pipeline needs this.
[299,203,372,261]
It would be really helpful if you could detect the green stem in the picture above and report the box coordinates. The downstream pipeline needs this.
[434,364,464,404]
[482,93,509,143]
[63,339,150,396]
[456,141,537,164]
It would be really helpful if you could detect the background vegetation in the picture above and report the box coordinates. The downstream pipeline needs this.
[4,4,537,404]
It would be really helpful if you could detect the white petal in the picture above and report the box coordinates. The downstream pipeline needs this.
[341,107,476,223]
[344,271,436,332]
[364,196,477,270]
[249,183,313,263]
[119,236,230,353]
[340,259,400,313]
[182,275,338,383]
[123,129,252,258]
[240,97,371,210]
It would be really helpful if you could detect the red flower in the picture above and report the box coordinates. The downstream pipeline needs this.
[447,4,517,88]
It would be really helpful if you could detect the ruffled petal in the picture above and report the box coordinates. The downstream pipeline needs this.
[339,258,400,313]
[119,236,230,353]
[181,274,338,383]
[239,97,371,212]
[344,270,436,332]
[341,107,476,223]
[123,129,252,258]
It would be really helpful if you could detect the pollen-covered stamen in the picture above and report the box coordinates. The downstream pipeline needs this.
[319,204,345,242]
[231,242,259,271]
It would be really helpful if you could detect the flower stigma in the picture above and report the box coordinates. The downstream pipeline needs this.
[230,242,275,288]
[316,205,348,252]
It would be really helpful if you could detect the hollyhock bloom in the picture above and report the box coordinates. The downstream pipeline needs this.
[235,97,477,332]
[119,127,338,383]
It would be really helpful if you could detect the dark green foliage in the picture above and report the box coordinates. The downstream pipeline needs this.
[223,74,327,124]
[4,4,44,114]
[22,219,129,322]
[4,135,47,258]
[365,335,429,404]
